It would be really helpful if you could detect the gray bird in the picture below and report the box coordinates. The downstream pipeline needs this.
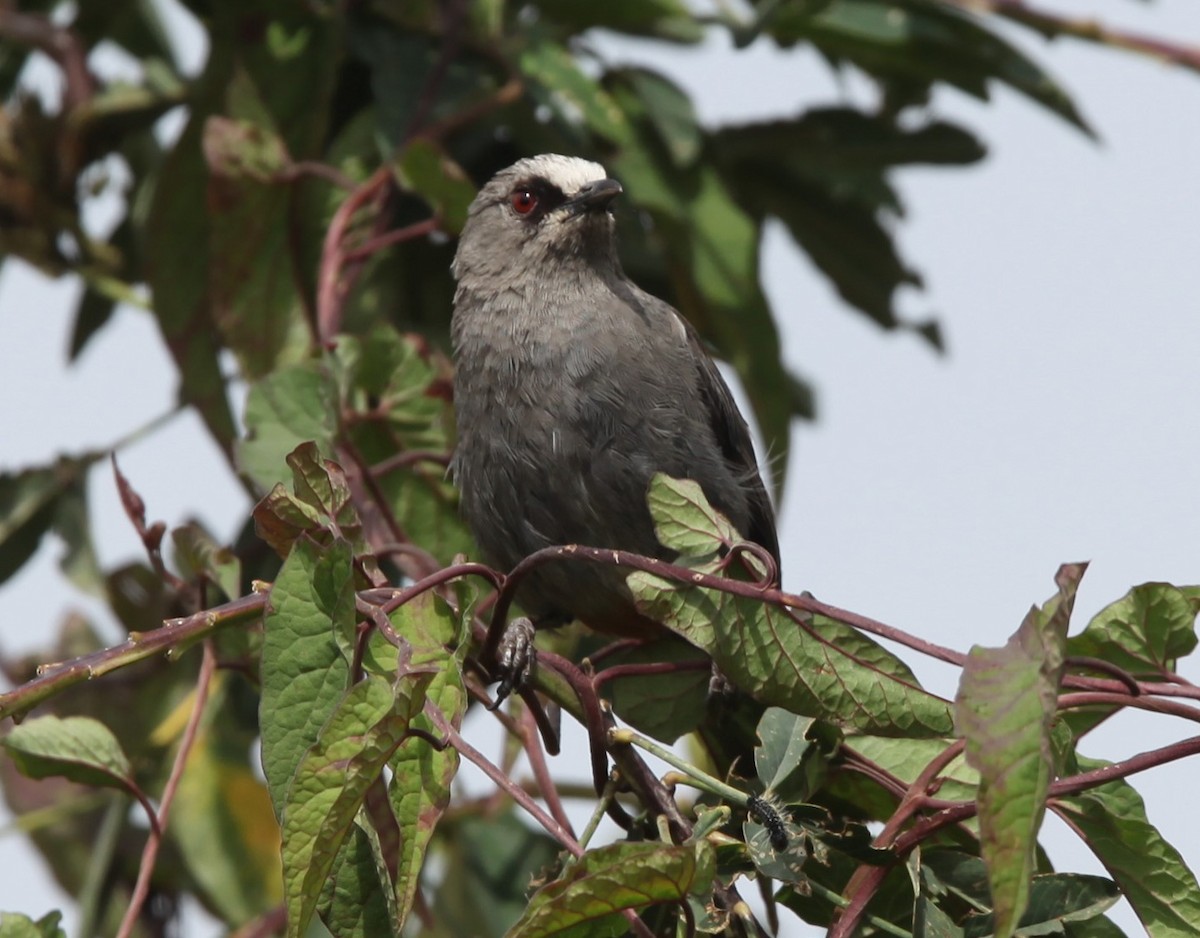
[450,154,779,650]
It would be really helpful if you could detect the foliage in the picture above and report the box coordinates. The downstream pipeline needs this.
[3,2,1200,937]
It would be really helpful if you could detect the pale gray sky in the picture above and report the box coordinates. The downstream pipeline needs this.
[2,1,1199,934]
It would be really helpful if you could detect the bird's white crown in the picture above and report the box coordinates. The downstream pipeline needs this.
[510,154,608,194]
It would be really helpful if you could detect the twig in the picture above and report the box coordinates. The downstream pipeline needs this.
[343,216,440,263]
[519,703,575,836]
[1057,692,1200,724]
[0,6,95,108]
[832,740,966,937]
[953,0,1200,74]
[316,166,391,343]
[417,78,525,142]
[427,699,604,858]
[116,641,217,938]
[483,544,962,676]
[0,592,267,720]
[401,0,469,143]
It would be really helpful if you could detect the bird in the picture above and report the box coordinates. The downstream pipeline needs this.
[449,153,780,660]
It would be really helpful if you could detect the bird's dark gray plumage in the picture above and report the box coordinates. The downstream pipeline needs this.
[450,154,779,638]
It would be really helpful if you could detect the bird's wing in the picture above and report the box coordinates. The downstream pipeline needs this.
[652,297,782,574]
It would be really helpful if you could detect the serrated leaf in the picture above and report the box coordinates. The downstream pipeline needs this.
[1056,759,1200,937]
[955,563,1085,938]
[259,537,355,816]
[3,715,134,792]
[505,840,715,937]
[1068,583,1198,678]
[238,365,339,493]
[252,443,372,570]
[281,673,433,938]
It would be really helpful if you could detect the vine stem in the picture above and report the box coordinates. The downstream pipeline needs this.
[610,727,752,809]
[116,641,217,938]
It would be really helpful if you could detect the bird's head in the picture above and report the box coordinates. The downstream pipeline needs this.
[452,154,623,286]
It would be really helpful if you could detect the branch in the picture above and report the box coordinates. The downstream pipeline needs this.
[116,641,217,938]
[0,593,267,721]
[953,0,1200,74]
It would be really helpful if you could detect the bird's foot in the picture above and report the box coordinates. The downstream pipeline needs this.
[491,616,536,708]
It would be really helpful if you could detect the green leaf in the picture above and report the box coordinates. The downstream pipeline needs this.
[143,75,238,455]
[604,637,712,743]
[171,522,242,602]
[1068,583,1199,678]
[529,0,705,43]
[768,0,1091,135]
[628,485,953,736]
[319,824,398,938]
[238,364,340,494]
[646,474,740,558]
[67,286,117,362]
[3,716,134,792]
[394,140,475,234]
[0,457,96,587]
[432,813,562,938]
[169,691,283,926]
[505,840,715,937]
[281,673,433,938]
[754,708,836,803]
[333,330,470,565]
[916,861,967,938]
[744,813,808,885]
[1056,759,1200,937]
[518,40,634,146]
[203,74,314,381]
[709,111,973,343]
[604,68,701,167]
[387,593,466,931]
[259,536,355,816]
[834,734,977,820]
[954,563,1085,938]
[0,911,66,938]
[926,850,1121,937]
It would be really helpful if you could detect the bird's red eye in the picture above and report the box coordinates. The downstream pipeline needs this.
[510,189,538,215]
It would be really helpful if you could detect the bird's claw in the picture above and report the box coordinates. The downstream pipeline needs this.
[490,616,536,708]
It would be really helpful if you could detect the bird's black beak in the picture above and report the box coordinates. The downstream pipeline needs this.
[564,178,623,216]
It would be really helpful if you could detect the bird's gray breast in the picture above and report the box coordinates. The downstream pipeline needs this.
[451,280,741,575]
